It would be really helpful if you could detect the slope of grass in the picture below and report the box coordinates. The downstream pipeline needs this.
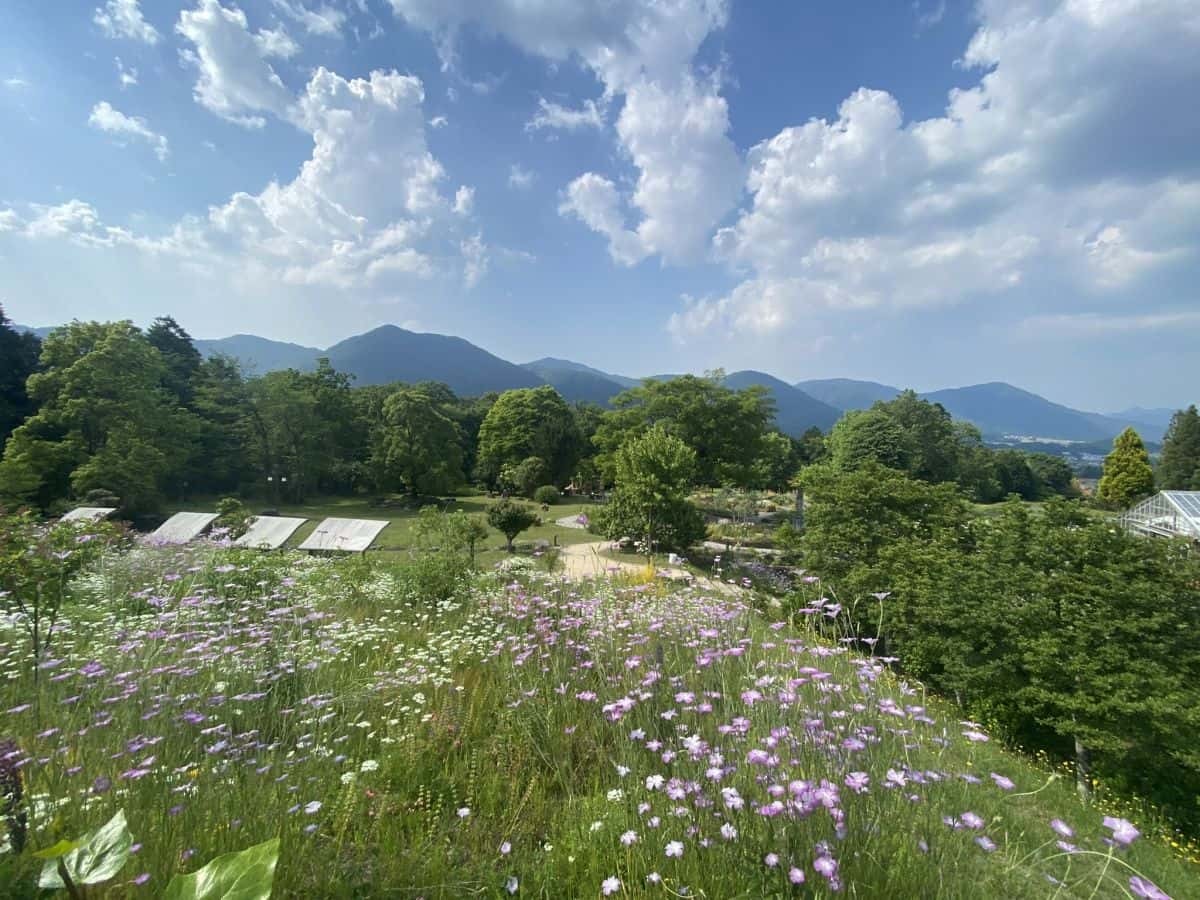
[1,547,1195,897]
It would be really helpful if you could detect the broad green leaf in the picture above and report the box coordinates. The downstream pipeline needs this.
[32,840,79,860]
[162,838,280,900]
[38,809,132,890]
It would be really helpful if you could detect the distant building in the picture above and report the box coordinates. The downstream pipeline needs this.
[1119,491,1200,542]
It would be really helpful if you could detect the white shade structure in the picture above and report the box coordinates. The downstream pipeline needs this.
[60,506,117,522]
[234,516,307,550]
[150,512,219,544]
[298,517,388,553]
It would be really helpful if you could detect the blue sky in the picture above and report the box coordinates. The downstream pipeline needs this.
[1,0,1197,411]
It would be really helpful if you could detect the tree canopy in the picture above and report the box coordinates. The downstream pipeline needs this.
[1097,427,1155,507]
[593,372,778,487]
[1158,405,1200,490]
[476,386,579,487]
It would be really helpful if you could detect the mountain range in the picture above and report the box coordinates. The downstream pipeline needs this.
[13,321,1181,442]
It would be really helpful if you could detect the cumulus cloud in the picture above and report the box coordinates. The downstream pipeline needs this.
[87,101,170,161]
[270,0,346,37]
[526,97,605,132]
[389,0,742,266]
[94,0,160,44]
[674,0,1200,340]
[115,56,138,88]
[176,0,295,127]
[508,164,535,190]
[14,61,485,318]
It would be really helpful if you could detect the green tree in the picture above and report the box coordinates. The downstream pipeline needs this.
[1026,452,1078,498]
[486,499,540,552]
[476,386,580,487]
[1097,427,1155,506]
[374,387,464,495]
[1158,405,1200,490]
[243,360,361,501]
[593,426,706,555]
[146,315,202,405]
[798,461,969,593]
[414,507,489,567]
[0,306,41,447]
[752,431,798,490]
[499,456,550,497]
[826,408,911,472]
[874,390,959,482]
[593,373,776,487]
[0,321,195,513]
[992,449,1039,500]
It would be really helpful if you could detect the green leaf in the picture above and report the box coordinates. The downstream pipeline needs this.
[38,808,133,889]
[162,838,280,900]
[32,840,79,861]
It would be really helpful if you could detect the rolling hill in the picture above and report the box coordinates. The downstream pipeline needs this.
[194,334,322,373]
[797,377,901,410]
[922,382,1125,441]
[520,358,632,406]
[723,370,842,435]
[324,325,543,396]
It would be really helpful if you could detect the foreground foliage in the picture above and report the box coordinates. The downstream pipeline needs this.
[1,538,1196,897]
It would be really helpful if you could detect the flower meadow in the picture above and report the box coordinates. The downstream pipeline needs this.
[1,537,1197,897]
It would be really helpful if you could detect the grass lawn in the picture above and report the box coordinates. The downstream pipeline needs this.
[232,493,602,564]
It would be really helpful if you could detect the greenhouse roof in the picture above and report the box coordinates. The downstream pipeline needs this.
[1121,491,1200,540]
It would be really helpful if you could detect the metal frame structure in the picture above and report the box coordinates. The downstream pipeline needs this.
[1119,491,1200,542]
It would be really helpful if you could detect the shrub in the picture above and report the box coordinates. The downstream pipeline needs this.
[214,497,252,538]
[533,485,560,506]
[486,499,540,552]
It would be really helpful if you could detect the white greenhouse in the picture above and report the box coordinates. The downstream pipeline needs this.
[1119,491,1200,542]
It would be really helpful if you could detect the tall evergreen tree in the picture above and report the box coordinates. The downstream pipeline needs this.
[1158,405,1200,490]
[1097,427,1155,507]
[0,306,42,447]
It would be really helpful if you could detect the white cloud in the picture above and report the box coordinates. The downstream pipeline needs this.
[176,0,295,127]
[270,0,346,37]
[255,26,300,59]
[1017,309,1200,339]
[94,0,160,44]
[389,0,742,266]
[508,164,535,190]
[115,57,138,88]
[453,185,474,216]
[88,101,170,161]
[3,77,29,90]
[18,66,482,301]
[0,209,22,232]
[429,114,447,128]
[559,173,646,266]
[461,233,487,287]
[679,0,1200,340]
[526,97,605,132]
[24,200,115,244]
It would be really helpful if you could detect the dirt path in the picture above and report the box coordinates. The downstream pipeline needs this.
[556,541,742,596]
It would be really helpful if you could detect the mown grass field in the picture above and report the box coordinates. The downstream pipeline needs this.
[2,537,1196,898]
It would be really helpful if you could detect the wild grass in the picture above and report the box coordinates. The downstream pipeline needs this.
[1,545,1195,897]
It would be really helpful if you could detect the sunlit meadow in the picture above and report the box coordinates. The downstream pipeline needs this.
[2,533,1196,897]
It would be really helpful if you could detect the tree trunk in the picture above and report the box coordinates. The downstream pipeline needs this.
[506,536,514,553]
[1075,734,1093,803]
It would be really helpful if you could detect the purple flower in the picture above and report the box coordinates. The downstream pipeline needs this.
[960,811,984,830]
[1103,816,1140,847]
[1050,818,1074,838]
[1129,875,1172,899]
[788,867,806,885]
[601,876,620,896]
[975,836,997,853]
[844,771,869,794]
[989,772,1014,791]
